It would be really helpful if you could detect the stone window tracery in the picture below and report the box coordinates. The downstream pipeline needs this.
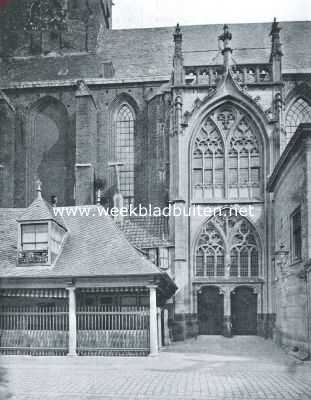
[192,105,262,201]
[26,0,67,31]
[228,117,260,199]
[115,104,135,206]
[285,98,311,142]
[26,0,67,51]
[229,220,259,277]
[195,224,225,277]
[192,119,225,199]
[195,212,260,278]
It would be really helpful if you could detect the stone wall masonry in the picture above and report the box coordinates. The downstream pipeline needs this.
[1,89,76,207]
[0,100,15,207]
[272,135,310,353]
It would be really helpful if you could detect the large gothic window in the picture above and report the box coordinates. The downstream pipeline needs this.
[115,104,135,206]
[228,118,260,199]
[193,120,224,199]
[285,98,311,142]
[229,219,259,277]
[192,105,262,201]
[195,223,225,277]
[195,211,260,278]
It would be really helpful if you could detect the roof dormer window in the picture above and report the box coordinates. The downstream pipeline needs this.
[17,180,67,267]
[19,223,49,265]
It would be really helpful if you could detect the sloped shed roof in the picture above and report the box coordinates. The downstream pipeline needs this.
[0,207,165,279]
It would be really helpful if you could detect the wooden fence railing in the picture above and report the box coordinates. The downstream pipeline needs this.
[0,305,69,355]
[0,305,151,356]
[76,305,150,356]
[0,306,69,331]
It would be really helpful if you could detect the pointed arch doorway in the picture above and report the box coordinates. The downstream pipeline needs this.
[231,287,257,335]
[198,286,224,335]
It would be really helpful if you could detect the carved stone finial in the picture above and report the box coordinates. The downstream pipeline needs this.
[172,23,184,85]
[218,24,233,69]
[270,17,281,35]
[270,17,283,57]
[219,24,232,50]
[174,23,182,41]
[173,23,183,56]
[36,179,42,199]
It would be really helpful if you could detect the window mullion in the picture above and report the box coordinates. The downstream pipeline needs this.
[214,251,217,276]
[212,152,215,198]
[237,152,240,198]
[202,153,205,198]
[224,147,228,199]
[248,151,251,198]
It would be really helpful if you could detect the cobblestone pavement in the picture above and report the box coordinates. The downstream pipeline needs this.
[1,337,311,400]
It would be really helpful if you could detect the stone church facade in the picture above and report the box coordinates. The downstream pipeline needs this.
[0,0,311,354]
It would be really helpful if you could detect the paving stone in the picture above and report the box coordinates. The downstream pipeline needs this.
[1,337,311,400]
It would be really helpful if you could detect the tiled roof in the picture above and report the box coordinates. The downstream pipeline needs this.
[97,21,311,80]
[0,209,23,272]
[0,21,311,86]
[120,216,172,249]
[0,207,166,279]
[18,196,67,230]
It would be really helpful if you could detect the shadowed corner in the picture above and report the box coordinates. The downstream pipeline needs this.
[0,0,11,8]
[0,366,11,400]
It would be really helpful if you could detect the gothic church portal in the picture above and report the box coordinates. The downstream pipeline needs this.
[0,1,311,356]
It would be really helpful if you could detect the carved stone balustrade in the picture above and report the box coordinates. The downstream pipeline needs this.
[183,64,272,86]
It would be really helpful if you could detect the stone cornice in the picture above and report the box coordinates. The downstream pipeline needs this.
[267,123,311,192]
[0,76,170,90]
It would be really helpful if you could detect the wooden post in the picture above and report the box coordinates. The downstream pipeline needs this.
[163,308,171,346]
[149,286,158,356]
[67,286,77,356]
[157,307,162,349]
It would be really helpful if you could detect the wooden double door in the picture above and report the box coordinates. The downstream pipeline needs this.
[198,286,258,336]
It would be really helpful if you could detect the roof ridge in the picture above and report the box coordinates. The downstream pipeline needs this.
[110,20,311,33]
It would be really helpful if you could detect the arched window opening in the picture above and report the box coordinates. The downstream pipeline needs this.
[230,220,259,278]
[285,98,311,142]
[228,118,260,199]
[195,213,260,279]
[27,97,74,206]
[192,119,224,201]
[195,224,225,277]
[192,105,262,201]
[115,104,135,207]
